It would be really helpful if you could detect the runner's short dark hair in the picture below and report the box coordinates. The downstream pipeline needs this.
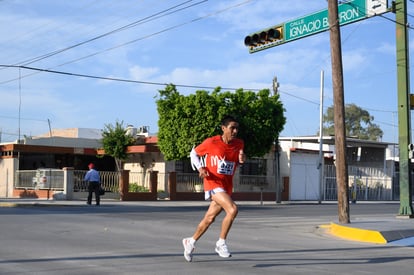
[221,115,238,126]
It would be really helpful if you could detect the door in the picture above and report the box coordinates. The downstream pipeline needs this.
[290,152,320,200]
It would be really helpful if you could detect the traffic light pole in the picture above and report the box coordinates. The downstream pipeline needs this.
[244,1,411,218]
[395,0,413,217]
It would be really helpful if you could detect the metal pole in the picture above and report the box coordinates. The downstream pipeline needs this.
[318,70,325,204]
[273,76,282,204]
[276,142,281,203]
[395,0,413,217]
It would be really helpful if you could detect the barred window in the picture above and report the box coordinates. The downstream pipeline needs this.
[175,159,196,173]
[177,158,268,175]
[240,158,267,175]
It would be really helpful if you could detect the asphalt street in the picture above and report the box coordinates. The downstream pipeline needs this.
[0,199,413,275]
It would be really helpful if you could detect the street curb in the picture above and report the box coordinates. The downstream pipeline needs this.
[0,202,20,208]
[0,202,73,208]
[325,222,387,244]
[321,222,414,244]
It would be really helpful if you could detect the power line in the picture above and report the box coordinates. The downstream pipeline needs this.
[1,64,325,107]
[0,114,46,122]
[0,1,399,112]
[2,64,333,111]
[0,0,102,48]
[0,64,262,92]
[0,0,252,85]
[8,0,207,67]
[8,61,390,109]
[279,89,319,105]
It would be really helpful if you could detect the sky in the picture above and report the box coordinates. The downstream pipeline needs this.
[0,0,411,144]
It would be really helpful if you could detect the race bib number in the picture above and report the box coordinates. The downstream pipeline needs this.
[217,159,235,175]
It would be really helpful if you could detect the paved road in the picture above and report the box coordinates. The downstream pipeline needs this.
[0,200,413,274]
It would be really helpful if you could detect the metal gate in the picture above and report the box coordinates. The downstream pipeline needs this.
[324,165,393,201]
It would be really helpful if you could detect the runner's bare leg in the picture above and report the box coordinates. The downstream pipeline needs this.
[211,192,238,240]
[192,200,222,240]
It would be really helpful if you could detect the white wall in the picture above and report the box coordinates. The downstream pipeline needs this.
[0,158,17,198]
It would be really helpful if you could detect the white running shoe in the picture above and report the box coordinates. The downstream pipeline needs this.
[182,238,195,262]
[215,241,232,258]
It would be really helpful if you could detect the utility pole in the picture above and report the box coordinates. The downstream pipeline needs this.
[395,0,413,217]
[328,0,350,223]
[273,76,281,204]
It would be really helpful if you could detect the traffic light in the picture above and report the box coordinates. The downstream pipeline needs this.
[244,25,284,53]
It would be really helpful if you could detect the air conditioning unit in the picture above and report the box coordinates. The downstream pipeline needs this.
[137,126,149,137]
[126,125,137,137]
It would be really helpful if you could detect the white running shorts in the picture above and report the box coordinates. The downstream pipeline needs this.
[205,187,225,201]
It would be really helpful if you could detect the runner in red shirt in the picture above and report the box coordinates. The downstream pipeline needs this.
[182,115,246,262]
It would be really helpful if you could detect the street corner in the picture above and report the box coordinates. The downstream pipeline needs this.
[319,222,387,244]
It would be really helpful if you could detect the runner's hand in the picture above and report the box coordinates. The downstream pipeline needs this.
[239,149,246,164]
[198,167,209,178]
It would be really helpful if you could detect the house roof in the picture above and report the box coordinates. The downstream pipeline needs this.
[279,136,393,148]
[0,134,160,158]
[0,143,98,156]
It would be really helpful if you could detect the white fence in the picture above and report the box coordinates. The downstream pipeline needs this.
[73,170,120,193]
[14,165,407,201]
[324,165,393,201]
[15,169,64,190]
[175,173,274,193]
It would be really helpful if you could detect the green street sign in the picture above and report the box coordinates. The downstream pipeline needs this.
[245,0,388,53]
[286,0,366,41]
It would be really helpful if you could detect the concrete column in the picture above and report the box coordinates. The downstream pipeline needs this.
[149,171,158,194]
[63,167,74,200]
[168,172,176,201]
[119,170,130,201]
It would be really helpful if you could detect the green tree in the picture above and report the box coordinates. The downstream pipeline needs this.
[322,103,383,141]
[156,84,286,160]
[101,120,135,171]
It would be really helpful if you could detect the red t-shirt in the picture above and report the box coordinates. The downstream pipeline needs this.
[194,135,244,195]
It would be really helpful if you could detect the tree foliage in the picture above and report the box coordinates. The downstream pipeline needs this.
[101,120,135,170]
[322,103,383,141]
[156,84,286,160]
